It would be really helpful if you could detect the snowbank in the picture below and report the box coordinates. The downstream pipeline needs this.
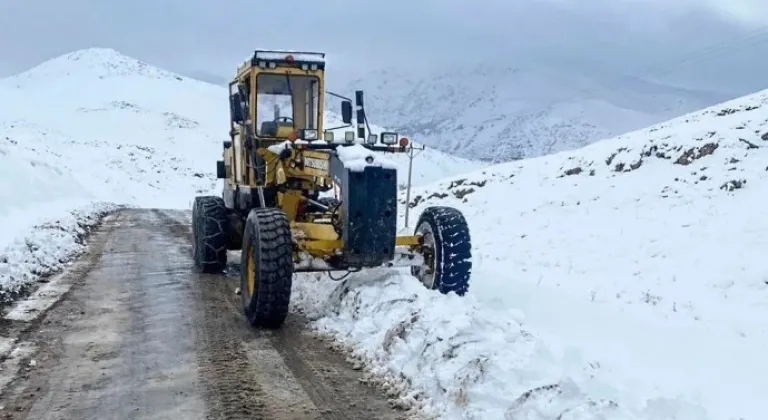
[293,271,652,420]
[0,202,119,303]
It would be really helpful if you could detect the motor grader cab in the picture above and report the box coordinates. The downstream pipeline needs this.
[194,49,472,329]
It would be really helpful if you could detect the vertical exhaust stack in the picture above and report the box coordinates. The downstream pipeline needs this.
[355,90,366,139]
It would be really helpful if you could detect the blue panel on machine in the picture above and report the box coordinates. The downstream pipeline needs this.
[330,154,397,267]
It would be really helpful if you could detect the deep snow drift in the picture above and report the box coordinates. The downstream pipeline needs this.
[0,48,479,300]
[291,90,768,419]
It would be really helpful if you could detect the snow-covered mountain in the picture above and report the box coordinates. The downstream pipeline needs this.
[335,64,732,162]
[2,47,766,420]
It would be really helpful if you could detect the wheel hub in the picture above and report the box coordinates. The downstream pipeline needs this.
[245,250,257,298]
[411,222,436,289]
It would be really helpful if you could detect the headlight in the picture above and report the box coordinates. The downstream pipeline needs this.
[381,132,398,145]
[344,131,355,143]
[366,134,377,144]
[323,130,334,142]
[301,129,318,140]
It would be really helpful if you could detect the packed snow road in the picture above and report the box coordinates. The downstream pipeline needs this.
[0,208,406,420]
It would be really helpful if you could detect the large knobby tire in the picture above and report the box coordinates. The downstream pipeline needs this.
[240,208,294,328]
[192,196,229,273]
[411,206,472,296]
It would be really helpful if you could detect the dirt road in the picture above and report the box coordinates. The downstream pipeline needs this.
[0,209,407,420]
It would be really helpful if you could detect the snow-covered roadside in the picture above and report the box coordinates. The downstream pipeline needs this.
[0,202,120,303]
[292,271,690,420]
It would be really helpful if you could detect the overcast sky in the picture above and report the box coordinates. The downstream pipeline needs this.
[1,0,767,93]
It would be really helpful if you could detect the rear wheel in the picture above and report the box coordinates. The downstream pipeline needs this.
[411,206,472,296]
[240,208,294,328]
[192,196,229,273]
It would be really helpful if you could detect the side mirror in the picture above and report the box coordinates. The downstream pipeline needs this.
[230,92,245,123]
[341,100,352,124]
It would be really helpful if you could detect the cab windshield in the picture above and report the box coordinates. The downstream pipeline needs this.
[255,73,320,138]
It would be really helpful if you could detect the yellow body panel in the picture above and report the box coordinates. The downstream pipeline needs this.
[253,147,332,190]
[297,240,341,257]
[291,222,341,258]
[396,235,421,247]
[295,235,421,252]
[291,222,339,241]
[278,192,303,221]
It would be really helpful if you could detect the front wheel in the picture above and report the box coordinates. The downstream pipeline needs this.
[411,206,472,296]
[240,208,294,328]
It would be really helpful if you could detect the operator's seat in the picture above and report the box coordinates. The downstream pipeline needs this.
[260,121,278,137]
[260,120,296,138]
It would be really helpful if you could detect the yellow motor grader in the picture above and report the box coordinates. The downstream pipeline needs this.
[191,50,472,328]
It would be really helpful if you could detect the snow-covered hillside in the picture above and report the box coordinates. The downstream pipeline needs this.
[0,48,479,300]
[336,65,732,163]
[292,89,768,419]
